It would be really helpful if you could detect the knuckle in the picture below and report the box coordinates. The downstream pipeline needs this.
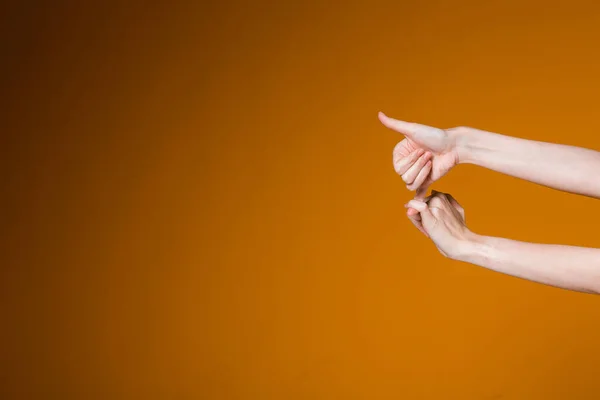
[437,193,451,205]
[429,197,443,206]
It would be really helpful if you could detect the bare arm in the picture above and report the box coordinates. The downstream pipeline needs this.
[456,127,600,199]
[379,113,600,199]
[407,192,600,295]
[460,235,600,294]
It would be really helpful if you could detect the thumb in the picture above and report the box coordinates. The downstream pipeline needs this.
[378,112,419,138]
[406,199,435,229]
[379,112,447,148]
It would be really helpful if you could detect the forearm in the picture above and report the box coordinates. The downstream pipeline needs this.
[455,128,600,198]
[458,235,600,294]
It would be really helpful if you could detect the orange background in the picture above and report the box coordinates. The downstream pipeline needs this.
[2,1,600,399]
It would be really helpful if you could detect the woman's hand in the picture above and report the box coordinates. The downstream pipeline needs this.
[405,191,476,259]
[379,112,461,199]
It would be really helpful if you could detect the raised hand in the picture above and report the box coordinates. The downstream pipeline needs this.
[405,191,474,259]
[378,112,461,199]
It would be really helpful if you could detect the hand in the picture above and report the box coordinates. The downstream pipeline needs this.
[378,112,461,199]
[405,191,476,259]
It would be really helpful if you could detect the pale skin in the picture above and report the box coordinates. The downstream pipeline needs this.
[379,111,600,294]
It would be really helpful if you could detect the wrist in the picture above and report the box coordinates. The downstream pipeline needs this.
[452,232,488,262]
[448,127,476,165]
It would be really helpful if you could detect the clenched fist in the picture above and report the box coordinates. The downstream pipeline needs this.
[378,112,462,199]
[405,191,476,259]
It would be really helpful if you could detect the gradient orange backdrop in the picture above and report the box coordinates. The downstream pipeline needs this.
[2,1,600,399]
